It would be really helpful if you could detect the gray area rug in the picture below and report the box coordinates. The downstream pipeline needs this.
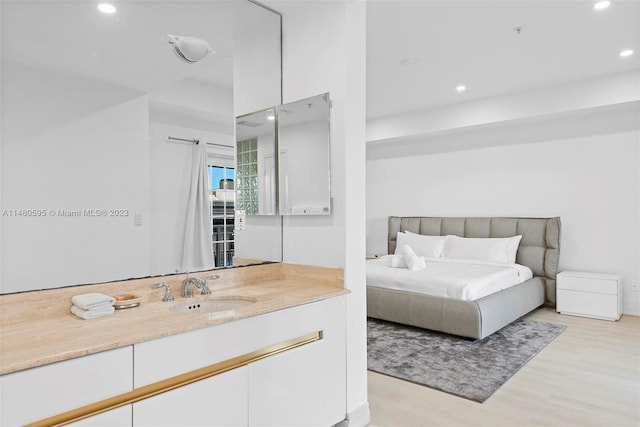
[367,317,565,403]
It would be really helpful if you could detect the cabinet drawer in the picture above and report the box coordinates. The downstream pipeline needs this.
[557,289,619,320]
[557,275,618,295]
[0,346,133,426]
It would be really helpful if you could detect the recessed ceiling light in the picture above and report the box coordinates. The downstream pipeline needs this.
[594,1,610,10]
[400,58,419,66]
[266,115,275,121]
[97,3,116,14]
[620,49,634,57]
[456,85,466,92]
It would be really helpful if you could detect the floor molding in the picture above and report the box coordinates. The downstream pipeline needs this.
[346,401,371,427]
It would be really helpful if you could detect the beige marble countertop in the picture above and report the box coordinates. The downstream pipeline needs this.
[0,263,347,375]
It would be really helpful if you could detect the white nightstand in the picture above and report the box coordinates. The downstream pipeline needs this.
[556,271,623,321]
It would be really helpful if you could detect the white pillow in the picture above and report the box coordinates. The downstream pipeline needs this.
[395,231,446,258]
[504,235,523,263]
[442,235,522,263]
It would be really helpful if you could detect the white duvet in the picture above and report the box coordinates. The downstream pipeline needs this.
[366,255,533,301]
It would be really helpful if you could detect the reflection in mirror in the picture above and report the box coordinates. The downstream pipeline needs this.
[278,93,331,215]
[208,162,235,268]
[0,1,282,294]
[235,109,278,216]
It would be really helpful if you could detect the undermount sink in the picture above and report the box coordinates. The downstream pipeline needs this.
[170,297,257,314]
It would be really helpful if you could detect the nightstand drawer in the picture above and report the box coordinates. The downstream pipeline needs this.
[557,289,619,320]
[556,271,623,321]
[557,273,619,295]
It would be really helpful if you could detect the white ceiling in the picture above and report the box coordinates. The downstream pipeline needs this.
[367,0,640,119]
[0,0,272,95]
[2,0,637,123]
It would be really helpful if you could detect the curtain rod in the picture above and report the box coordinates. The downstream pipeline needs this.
[167,136,233,150]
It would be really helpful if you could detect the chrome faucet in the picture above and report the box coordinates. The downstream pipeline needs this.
[205,274,221,289]
[151,282,174,302]
[182,277,211,298]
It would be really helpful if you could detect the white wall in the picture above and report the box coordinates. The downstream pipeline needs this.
[233,8,282,115]
[1,63,142,146]
[232,3,283,266]
[269,0,369,424]
[1,92,150,293]
[278,120,330,213]
[367,130,640,315]
[257,133,276,214]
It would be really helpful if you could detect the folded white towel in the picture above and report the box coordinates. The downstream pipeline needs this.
[405,254,426,271]
[398,244,426,271]
[71,305,115,320]
[389,254,408,268]
[71,293,115,310]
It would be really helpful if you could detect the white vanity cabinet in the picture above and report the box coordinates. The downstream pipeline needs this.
[0,295,347,426]
[0,346,133,427]
[132,367,248,426]
[132,296,346,427]
[248,298,346,426]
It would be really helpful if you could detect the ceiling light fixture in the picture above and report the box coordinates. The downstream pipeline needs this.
[619,49,634,57]
[266,115,275,121]
[456,85,466,92]
[166,34,215,64]
[97,3,116,14]
[594,1,611,10]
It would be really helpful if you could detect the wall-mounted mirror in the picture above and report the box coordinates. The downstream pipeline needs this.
[0,0,282,294]
[235,108,278,215]
[278,93,331,215]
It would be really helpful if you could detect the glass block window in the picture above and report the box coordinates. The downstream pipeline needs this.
[236,138,258,215]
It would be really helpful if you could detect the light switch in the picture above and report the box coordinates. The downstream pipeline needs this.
[235,210,246,231]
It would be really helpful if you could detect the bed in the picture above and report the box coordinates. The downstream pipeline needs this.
[366,216,561,339]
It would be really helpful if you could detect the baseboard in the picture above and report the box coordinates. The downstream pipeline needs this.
[345,401,371,427]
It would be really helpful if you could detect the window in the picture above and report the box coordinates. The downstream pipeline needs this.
[208,165,235,267]
[208,166,235,191]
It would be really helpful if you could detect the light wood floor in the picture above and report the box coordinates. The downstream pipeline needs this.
[368,308,640,427]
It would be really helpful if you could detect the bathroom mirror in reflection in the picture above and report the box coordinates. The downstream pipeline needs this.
[0,0,282,294]
[278,93,332,216]
[235,108,278,216]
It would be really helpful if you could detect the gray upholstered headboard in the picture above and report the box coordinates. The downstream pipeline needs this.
[388,216,561,306]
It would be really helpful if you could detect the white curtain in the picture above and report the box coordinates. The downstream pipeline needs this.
[182,142,214,271]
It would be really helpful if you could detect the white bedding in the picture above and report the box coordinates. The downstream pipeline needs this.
[366,255,533,301]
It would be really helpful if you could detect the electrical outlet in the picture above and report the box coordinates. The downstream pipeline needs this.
[631,281,639,292]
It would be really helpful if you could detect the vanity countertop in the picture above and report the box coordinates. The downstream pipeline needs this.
[0,263,347,375]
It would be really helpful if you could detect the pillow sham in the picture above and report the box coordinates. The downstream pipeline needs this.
[395,231,447,258]
[504,235,523,263]
[442,235,522,263]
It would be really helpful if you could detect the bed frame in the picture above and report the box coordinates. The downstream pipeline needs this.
[367,216,561,339]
